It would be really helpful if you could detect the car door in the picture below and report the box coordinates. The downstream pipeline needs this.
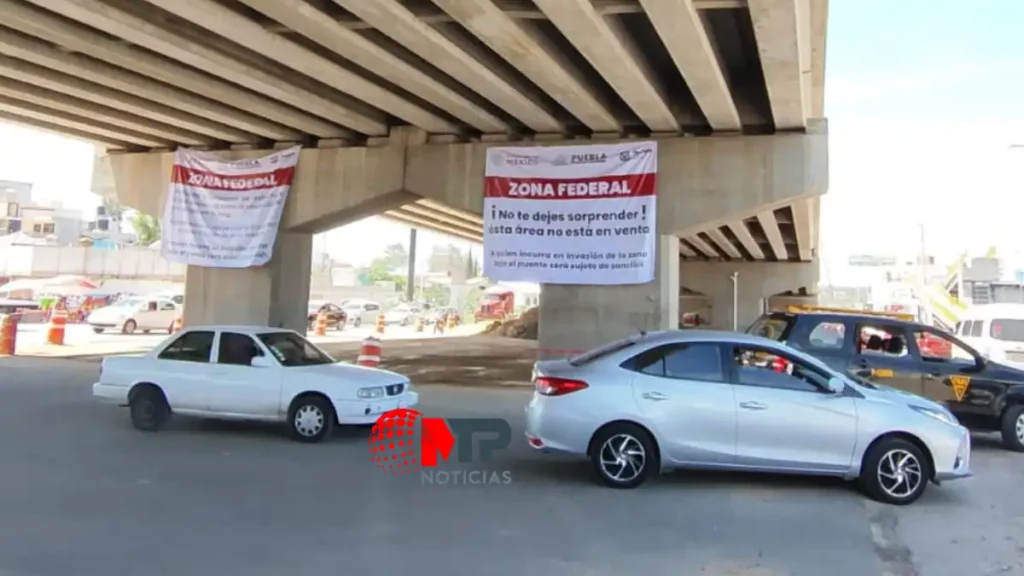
[626,342,737,465]
[909,327,996,410]
[135,300,161,330]
[154,330,217,411]
[153,300,177,330]
[208,331,282,417]
[849,322,925,395]
[730,344,858,473]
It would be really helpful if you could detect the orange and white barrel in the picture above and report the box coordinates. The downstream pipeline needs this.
[46,310,67,346]
[0,314,17,356]
[314,312,328,337]
[171,315,184,333]
[357,336,382,368]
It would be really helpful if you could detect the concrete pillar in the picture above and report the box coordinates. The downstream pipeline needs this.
[182,232,312,332]
[679,260,819,331]
[538,235,679,358]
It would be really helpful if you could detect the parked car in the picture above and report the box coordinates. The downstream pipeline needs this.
[342,300,382,328]
[92,326,419,442]
[384,303,423,326]
[748,308,1024,452]
[307,300,347,331]
[954,303,1024,368]
[87,296,179,334]
[524,330,971,505]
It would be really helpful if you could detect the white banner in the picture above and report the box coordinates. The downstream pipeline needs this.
[160,147,300,268]
[482,141,658,285]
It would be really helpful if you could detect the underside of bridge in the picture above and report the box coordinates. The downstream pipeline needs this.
[1,0,829,343]
[8,0,824,251]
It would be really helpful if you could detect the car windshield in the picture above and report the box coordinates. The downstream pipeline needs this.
[991,319,1024,342]
[257,331,335,367]
[111,298,142,308]
[746,314,793,341]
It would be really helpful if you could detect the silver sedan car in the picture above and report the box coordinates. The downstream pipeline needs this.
[525,330,972,505]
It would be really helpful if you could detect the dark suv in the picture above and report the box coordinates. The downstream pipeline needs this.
[748,309,1024,451]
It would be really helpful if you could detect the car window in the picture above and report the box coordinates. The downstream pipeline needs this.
[970,320,983,337]
[913,330,976,364]
[954,321,964,335]
[733,346,826,393]
[991,319,1024,342]
[217,332,263,366]
[807,321,845,349]
[855,324,911,358]
[158,331,214,363]
[257,331,335,367]
[746,314,792,341]
[960,320,972,336]
[631,343,724,382]
[366,304,380,311]
[145,301,158,312]
[159,301,176,311]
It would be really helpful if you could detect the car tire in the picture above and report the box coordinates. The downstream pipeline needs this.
[92,327,104,334]
[353,317,362,328]
[999,405,1024,452]
[121,319,137,335]
[859,437,930,505]
[128,384,170,432]
[589,423,657,489]
[400,318,409,327]
[287,394,335,443]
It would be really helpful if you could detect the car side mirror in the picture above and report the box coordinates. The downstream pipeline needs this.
[250,356,273,368]
[825,376,846,395]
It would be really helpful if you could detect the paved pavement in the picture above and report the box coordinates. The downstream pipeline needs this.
[0,358,1021,576]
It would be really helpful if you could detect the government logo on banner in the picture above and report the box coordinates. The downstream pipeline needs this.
[160,147,300,268]
[482,141,658,285]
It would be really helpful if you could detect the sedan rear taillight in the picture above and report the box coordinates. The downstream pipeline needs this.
[534,376,588,396]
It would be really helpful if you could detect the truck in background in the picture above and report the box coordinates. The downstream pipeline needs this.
[475,286,514,321]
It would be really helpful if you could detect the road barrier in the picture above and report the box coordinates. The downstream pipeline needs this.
[45,311,67,346]
[357,335,382,368]
[171,315,184,333]
[376,313,386,335]
[314,311,328,337]
[0,314,17,355]
[415,316,425,332]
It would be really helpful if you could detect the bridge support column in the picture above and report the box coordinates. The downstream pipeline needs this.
[537,235,679,358]
[182,232,312,332]
[680,260,819,330]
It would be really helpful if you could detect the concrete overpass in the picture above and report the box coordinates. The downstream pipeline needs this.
[1,0,829,352]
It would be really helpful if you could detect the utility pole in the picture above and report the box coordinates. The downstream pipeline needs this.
[406,228,417,302]
[918,223,929,324]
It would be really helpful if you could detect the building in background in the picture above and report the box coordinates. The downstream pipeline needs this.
[0,180,90,245]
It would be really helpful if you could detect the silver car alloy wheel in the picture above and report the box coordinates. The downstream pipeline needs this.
[599,434,646,482]
[294,405,325,437]
[1016,413,1024,442]
[877,448,923,499]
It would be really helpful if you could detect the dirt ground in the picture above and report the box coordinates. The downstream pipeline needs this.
[319,335,538,386]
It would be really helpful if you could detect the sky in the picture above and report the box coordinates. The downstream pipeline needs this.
[0,0,1021,273]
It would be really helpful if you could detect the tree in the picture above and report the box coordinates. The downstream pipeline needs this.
[102,197,125,222]
[132,212,161,246]
[381,243,408,270]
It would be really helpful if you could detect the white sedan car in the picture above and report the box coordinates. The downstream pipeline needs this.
[93,325,419,442]
[525,330,972,505]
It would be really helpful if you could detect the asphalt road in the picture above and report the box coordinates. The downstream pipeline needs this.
[0,358,1021,576]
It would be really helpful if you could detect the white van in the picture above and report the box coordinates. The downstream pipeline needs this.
[954,303,1024,367]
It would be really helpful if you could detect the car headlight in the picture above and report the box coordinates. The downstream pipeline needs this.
[911,405,959,426]
[357,386,384,399]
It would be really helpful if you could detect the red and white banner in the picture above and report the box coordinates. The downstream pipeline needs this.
[160,147,300,268]
[483,141,658,284]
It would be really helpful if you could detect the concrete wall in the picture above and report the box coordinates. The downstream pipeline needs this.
[538,235,679,357]
[99,123,828,237]
[0,245,184,279]
[679,260,819,330]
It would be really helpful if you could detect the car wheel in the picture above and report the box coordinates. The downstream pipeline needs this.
[335,319,344,331]
[92,327,104,334]
[859,437,930,505]
[400,317,409,327]
[353,317,362,328]
[999,405,1024,452]
[287,394,335,443]
[128,384,170,432]
[589,423,657,489]
[121,319,137,335]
